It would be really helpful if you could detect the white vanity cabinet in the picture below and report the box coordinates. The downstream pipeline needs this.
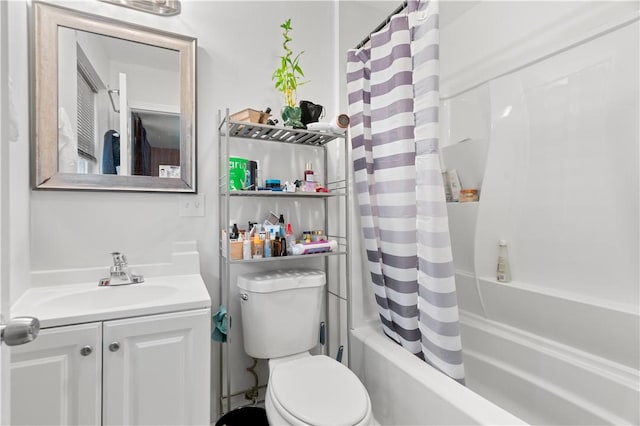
[10,322,103,425]
[10,308,211,426]
[102,308,210,426]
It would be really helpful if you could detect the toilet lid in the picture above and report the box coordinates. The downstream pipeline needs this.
[270,355,369,425]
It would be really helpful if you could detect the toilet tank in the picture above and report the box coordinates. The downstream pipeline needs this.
[237,269,326,359]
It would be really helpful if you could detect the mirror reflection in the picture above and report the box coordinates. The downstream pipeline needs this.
[33,2,196,192]
[57,27,181,178]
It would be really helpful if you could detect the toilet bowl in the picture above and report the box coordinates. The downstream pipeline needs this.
[237,269,373,426]
[265,354,372,426]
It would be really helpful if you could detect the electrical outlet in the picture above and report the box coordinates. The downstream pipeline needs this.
[179,194,205,217]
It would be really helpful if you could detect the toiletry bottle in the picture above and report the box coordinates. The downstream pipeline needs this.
[304,162,314,182]
[278,214,286,238]
[285,223,294,255]
[230,223,239,240]
[243,238,252,260]
[496,240,512,282]
[263,231,272,258]
[273,235,281,257]
[248,221,257,233]
[253,234,263,259]
[281,232,288,257]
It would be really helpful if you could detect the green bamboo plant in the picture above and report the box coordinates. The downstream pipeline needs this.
[272,18,306,108]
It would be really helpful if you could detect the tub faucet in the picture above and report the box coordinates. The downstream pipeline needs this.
[98,252,144,286]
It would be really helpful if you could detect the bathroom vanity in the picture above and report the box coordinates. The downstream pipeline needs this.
[9,275,211,426]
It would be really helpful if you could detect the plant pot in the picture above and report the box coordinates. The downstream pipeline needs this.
[281,105,303,128]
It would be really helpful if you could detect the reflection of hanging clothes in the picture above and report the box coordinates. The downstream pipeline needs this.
[102,130,120,174]
[132,113,151,176]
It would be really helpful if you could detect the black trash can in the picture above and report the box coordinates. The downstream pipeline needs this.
[214,406,269,426]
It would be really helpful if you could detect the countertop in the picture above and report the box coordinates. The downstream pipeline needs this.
[11,274,211,328]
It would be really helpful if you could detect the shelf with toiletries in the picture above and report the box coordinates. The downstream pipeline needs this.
[441,138,489,277]
[446,200,479,205]
[441,138,489,203]
[217,109,350,415]
[220,190,346,198]
[224,249,347,263]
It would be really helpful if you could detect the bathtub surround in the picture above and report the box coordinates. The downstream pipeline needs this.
[345,1,638,424]
[347,0,464,383]
[351,322,526,425]
[437,1,639,424]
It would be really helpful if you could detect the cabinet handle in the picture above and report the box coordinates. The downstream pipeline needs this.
[80,345,93,356]
[109,341,121,352]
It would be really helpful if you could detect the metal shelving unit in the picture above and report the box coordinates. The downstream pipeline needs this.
[217,109,350,416]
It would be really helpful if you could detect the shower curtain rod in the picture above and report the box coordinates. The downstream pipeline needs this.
[354,1,408,50]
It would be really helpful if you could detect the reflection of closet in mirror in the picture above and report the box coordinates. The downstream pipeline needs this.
[131,109,180,177]
[57,26,180,177]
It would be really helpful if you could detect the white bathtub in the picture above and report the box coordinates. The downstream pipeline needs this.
[350,322,526,426]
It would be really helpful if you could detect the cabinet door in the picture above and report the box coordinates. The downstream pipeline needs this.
[102,308,210,426]
[10,323,102,425]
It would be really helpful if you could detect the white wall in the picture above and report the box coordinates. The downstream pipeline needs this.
[17,0,338,278]
[6,1,31,305]
[6,0,342,421]
[109,61,179,112]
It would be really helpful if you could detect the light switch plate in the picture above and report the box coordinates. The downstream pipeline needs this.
[179,194,205,217]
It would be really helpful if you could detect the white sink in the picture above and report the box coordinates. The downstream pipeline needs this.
[34,284,179,310]
[12,275,211,328]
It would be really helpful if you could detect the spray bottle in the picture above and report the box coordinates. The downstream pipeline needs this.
[285,223,294,255]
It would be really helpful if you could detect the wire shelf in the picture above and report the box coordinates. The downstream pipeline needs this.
[221,120,340,146]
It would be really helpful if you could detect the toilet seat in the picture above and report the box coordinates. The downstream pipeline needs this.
[268,355,371,425]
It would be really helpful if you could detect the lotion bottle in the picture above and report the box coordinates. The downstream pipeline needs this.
[252,234,263,259]
[496,240,512,282]
[243,238,252,260]
[263,231,272,258]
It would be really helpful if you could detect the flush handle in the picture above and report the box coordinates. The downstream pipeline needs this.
[336,345,344,363]
[109,341,121,352]
[319,322,326,346]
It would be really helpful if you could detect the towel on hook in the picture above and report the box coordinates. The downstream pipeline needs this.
[212,305,228,342]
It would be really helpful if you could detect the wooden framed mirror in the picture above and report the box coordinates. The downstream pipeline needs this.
[32,2,197,192]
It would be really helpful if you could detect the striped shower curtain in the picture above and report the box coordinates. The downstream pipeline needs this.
[347,0,464,383]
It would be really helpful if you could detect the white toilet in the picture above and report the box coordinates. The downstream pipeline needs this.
[237,269,373,426]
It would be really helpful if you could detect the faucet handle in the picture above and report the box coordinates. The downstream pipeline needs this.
[100,252,142,286]
[111,252,127,267]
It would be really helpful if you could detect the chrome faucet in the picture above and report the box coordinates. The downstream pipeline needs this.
[98,252,144,286]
